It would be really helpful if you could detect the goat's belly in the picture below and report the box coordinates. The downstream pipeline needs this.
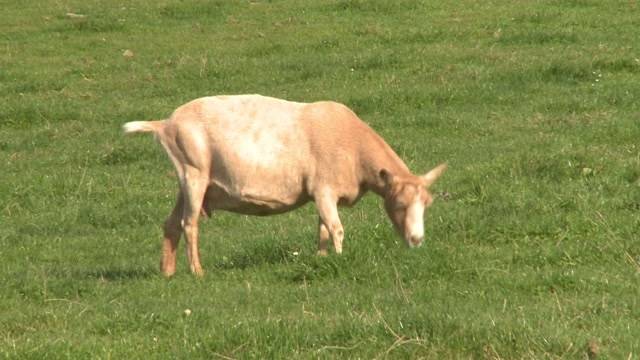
[203,180,310,216]
[213,198,309,216]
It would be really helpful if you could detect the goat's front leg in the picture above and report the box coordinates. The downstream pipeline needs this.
[317,218,330,256]
[315,192,344,254]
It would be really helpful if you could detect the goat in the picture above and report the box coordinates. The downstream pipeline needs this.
[123,94,446,276]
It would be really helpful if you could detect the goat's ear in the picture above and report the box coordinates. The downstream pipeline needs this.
[379,169,396,187]
[421,163,447,188]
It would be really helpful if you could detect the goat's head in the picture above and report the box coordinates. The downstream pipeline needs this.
[380,164,447,248]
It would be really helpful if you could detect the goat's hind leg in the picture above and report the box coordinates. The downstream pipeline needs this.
[161,191,184,277]
[181,168,208,276]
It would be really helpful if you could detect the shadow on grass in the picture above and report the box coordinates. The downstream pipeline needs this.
[210,246,355,285]
[212,242,299,271]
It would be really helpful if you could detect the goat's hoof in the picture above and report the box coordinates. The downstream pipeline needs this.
[191,267,205,277]
[161,265,176,278]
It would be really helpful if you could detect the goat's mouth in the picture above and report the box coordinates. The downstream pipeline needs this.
[404,235,424,248]
[389,218,424,248]
[407,236,424,248]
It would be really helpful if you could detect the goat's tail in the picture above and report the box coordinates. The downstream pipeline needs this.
[122,120,165,135]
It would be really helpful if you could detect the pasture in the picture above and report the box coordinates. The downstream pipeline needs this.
[1,0,639,358]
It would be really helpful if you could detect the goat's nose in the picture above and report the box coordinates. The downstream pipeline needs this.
[410,236,424,248]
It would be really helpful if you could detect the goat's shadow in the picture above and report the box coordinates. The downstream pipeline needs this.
[211,245,300,271]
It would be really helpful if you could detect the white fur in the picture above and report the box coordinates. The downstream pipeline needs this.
[122,121,154,134]
[405,200,425,247]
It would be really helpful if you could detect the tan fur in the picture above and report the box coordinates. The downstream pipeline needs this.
[123,94,446,276]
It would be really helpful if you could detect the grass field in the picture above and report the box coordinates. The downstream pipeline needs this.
[1,0,640,358]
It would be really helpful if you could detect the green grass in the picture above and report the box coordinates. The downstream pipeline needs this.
[2,0,640,358]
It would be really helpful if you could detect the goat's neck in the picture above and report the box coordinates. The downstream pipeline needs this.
[361,143,413,198]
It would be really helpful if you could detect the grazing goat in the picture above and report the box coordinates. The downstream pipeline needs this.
[123,95,446,276]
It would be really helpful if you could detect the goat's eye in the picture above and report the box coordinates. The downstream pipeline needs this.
[394,202,408,211]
